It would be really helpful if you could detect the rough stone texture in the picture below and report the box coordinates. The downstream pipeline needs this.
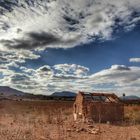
[73,92,124,123]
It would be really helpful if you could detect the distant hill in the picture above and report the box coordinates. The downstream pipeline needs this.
[120,95,140,100]
[0,86,76,101]
[51,91,76,97]
[0,86,27,97]
[0,86,36,100]
[119,95,140,104]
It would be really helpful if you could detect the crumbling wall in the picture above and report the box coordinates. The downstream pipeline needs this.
[73,92,85,120]
[86,102,124,122]
[73,93,83,114]
[73,92,124,122]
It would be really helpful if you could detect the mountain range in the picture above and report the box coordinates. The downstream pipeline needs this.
[52,91,76,97]
[0,86,27,97]
[119,95,140,100]
[0,86,76,100]
[0,86,139,100]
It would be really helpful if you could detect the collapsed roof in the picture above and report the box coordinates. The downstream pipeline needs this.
[79,91,121,103]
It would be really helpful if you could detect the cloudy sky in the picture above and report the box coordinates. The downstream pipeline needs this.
[0,0,140,96]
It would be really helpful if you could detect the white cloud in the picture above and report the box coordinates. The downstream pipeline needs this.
[0,49,40,62]
[90,65,140,84]
[0,0,140,50]
[1,63,140,96]
[0,0,139,81]
[53,64,89,78]
[0,63,90,94]
[0,1,140,96]
[129,58,140,63]
[89,65,140,96]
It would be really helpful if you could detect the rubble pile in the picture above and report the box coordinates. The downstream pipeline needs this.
[67,123,101,135]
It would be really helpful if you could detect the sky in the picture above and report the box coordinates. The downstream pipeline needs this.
[0,0,140,96]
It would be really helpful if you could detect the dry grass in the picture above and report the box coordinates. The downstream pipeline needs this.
[124,105,140,124]
[0,100,140,140]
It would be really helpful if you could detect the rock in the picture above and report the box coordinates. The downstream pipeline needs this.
[67,128,72,132]
[89,130,98,134]
[76,128,87,132]
[88,125,94,128]
[88,128,100,135]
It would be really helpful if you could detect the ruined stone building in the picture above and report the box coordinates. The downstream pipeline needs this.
[73,91,124,123]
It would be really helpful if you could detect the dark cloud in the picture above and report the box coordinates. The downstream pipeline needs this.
[28,32,61,45]
[0,32,62,49]
[0,31,80,49]
[10,74,30,83]
[54,75,84,79]
[63,15,79,26]
[0,1,16,12]
[1,23,10,31]
[111,65,131,71]
[0,56,7,63]
[39,66,51,72]
[17,28,22,34]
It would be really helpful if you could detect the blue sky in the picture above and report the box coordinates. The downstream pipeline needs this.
[0,0,140,96]
[34,26,140,73]
[23,24,140,72]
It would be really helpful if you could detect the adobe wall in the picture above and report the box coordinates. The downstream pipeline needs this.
[85,102,124,122]
[73,92,124,122]
[73,93,84,115]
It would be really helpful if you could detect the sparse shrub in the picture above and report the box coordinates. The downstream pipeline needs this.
[125,105,140,124]
[0,100,140,140]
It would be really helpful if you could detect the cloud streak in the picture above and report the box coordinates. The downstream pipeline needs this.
[0,0,140,50]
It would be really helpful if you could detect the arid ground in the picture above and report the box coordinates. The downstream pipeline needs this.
[0,100,140,140]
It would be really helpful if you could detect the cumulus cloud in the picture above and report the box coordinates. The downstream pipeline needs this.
[0,63,90,94]
[89,65,140,95]
[129,58,140,63]
[110,65,130,71]
[1,63,140,96]
[0,49,40,75]
[53,64,89,78]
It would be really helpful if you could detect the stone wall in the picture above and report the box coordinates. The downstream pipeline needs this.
[73,92,124,122]
[85,102,124,122]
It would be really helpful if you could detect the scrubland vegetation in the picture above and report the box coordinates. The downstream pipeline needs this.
[0,100,140,140]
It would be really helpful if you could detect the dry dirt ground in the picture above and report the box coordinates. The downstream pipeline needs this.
[0,100,140,140]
